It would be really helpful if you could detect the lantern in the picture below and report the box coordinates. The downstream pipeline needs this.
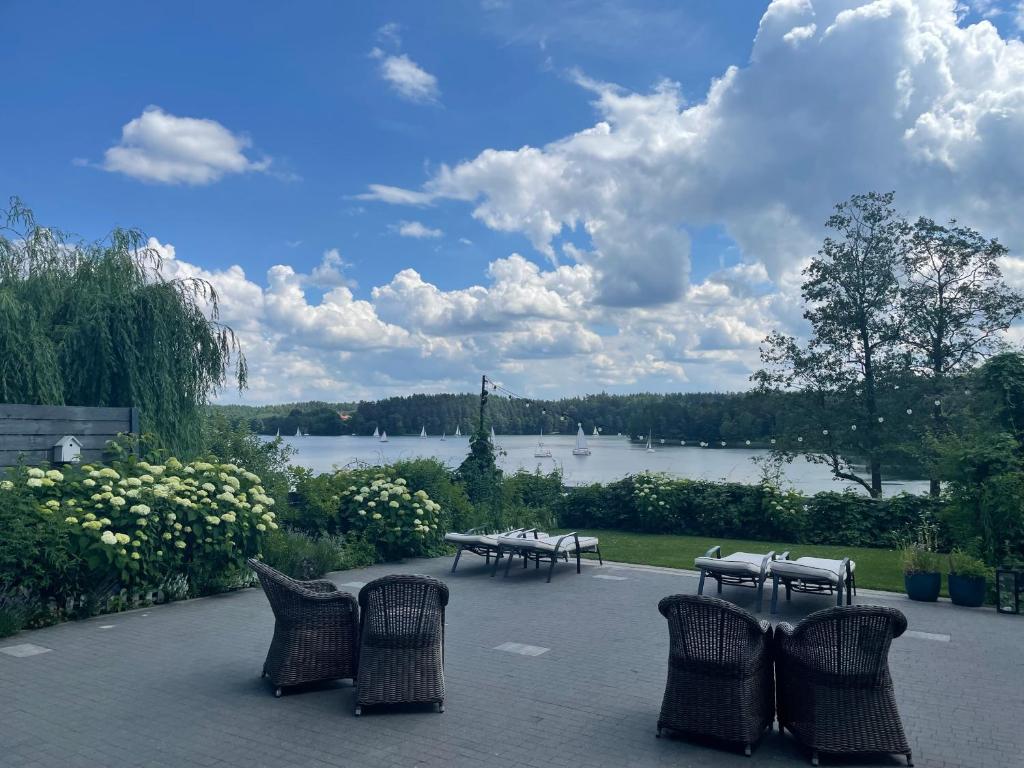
[996,568,1024,615]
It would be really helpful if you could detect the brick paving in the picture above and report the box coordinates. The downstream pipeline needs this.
[1,554,1021,768]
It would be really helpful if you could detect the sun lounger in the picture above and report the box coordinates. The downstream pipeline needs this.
[770,556,855,614]
[491,530,602,582]
[444,527,528,573]
[694,546,786,613]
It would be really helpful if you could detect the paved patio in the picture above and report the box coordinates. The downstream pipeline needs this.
[1,554,1021,768]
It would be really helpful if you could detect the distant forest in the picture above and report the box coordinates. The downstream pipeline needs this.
[210,391,797,443]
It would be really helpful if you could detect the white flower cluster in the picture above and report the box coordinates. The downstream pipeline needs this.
[339,472,441,538]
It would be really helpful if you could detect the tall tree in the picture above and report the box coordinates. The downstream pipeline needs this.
[755,192,907,497]
[0,199,245,454]
[900,218,1024,495]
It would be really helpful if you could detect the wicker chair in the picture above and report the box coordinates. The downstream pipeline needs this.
[247,558,359,697]
[775,606,913,766]
[355,575,449,715]
[657,594,775,756]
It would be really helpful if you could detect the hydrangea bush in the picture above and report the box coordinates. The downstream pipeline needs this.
[2,456,276,594]
[290,468,446,560]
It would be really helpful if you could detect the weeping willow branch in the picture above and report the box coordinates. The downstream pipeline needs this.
[0,197,246,455]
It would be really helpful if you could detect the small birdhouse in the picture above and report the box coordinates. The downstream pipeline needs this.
[52,435,82,464]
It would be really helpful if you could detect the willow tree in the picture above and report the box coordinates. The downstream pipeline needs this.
[0,198,245,455]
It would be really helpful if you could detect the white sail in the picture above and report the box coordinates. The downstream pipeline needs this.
[534,427,551,458]
[646,431,655,453]
[490,426,496,442]
[295,426,302,437]
[592,426,599,436]
[275,428,280,438]
[573,423,591,455]
[380,430,388,442]
[440,431,446,442]
[372,426,379,438]
[420,426,427,439]
[455,425,461,436]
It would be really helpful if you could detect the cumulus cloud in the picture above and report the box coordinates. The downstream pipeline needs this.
[370,48,441,104]
[395,220,443,239]
[100,107,270,184]
[363,0,1024,312]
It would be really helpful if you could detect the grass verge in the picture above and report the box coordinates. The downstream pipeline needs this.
[557,529,908,594]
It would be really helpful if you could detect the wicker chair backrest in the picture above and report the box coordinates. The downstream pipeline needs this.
[248,558,315,623]
[658,594,767,673]
[785,605,907,684]
[358,575,449,650]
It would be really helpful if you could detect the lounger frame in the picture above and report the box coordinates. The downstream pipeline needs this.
[696,546,786,613]
[448,526,525,573]
[770,557,855,614]
[491,530,603,583]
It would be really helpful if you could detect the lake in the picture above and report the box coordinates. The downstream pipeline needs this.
[271,434,929,497]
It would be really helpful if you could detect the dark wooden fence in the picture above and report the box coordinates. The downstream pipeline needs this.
[0,404,139,468]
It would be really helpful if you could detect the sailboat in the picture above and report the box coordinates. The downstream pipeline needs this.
[646,431,655,453]
[275,428,280,438]
[379,430,388,443]
[534,428,552,458]
[420,426,427,439]
[455,425,461,437]
[295,426,302,438]
[489,426,497,443]
[572,423,591,456]
[372,426,379,438]
[440,431,447,442]
[592,426,599,437]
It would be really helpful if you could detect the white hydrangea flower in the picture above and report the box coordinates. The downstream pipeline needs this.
[100,530,117,545]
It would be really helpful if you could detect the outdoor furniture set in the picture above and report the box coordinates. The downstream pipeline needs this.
[695,545,856,614]
[658,595,913,765]
[249,541,910,766]
[444,526,602,582]
[248,559,447,714]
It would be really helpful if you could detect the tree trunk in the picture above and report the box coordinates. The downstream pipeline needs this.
[929,477,940,497]
[870,459,882,498]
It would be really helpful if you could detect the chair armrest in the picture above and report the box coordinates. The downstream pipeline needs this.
[775,622,796,639]
[299,587,358,606]
[758,619,772,636]
[703,545,721,559]
[552,532,579,553]
[776,550,790,561]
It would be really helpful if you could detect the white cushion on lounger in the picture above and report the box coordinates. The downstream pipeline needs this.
[444,532,501,546]
[694,552,772,578]
[495,534,599,553]
[772,557,855,585]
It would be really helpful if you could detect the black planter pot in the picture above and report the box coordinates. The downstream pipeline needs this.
[905,571,941,602]
[948,574,986,607]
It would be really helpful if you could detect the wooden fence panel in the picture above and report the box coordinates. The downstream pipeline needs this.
[0,404,138,468]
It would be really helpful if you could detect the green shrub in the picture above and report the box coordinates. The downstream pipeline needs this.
[0,585,28,638]
[948,549,992,579]
[262,529,347,580]
[290,467,445,561]
[901,546,941,574]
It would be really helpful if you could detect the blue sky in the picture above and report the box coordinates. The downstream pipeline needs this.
[3,1,1024,403]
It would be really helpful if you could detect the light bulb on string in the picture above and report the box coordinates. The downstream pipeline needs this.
[894,385,900,390]
[770,438,776,445]
[797,436,803,443]
[720,441,726,447]
[745,440,751,446]
[906,409,913,415]
[851,425,857,431]
[878,416,885,423]
[934,400,941,406]
[680,440,686,446]
[822,429,829,435]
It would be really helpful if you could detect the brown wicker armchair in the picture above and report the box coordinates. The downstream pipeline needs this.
[247,558,359,698]
[355,575,449,715]
[657,594,775,756]
[775,605,913,766]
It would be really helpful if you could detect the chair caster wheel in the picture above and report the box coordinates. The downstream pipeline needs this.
[273,687,283,698]
[354,706,361,716]
[437,703,445,713]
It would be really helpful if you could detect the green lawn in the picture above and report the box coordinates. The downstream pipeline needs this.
[557,529,908,594]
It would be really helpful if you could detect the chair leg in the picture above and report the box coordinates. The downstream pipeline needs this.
[596,545,603,565]
[547,554,557,583]
[450,548,463,574]
[717,577,723,594]
[491,548,504,577]
[756,577,765,613]
[698,569,707,595]
[575,549,581,574]
[906,752,913,766]
[836,584,843,606]
[505,550,516,577]
[744,744,751,757]
[770,575,780,615]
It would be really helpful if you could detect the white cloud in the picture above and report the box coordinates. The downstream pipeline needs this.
[370,48,440,104]
[308,249,355,288]
[364,0,1024,313]
[100,106,270,185]
[151,1,1024,402]
[395,220,443,239]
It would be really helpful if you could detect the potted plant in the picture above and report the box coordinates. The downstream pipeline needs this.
[902,545,942,602]
[947,550,990,608]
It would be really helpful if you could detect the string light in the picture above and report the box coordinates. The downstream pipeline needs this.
[822,429,829,435]
[906,408,913,415]
[878,417,885,423]
[851,425,857,431]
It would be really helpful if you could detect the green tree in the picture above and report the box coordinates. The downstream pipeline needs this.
[901,218,1024,494]
[0,199,245,454]
[756,192,907,497]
